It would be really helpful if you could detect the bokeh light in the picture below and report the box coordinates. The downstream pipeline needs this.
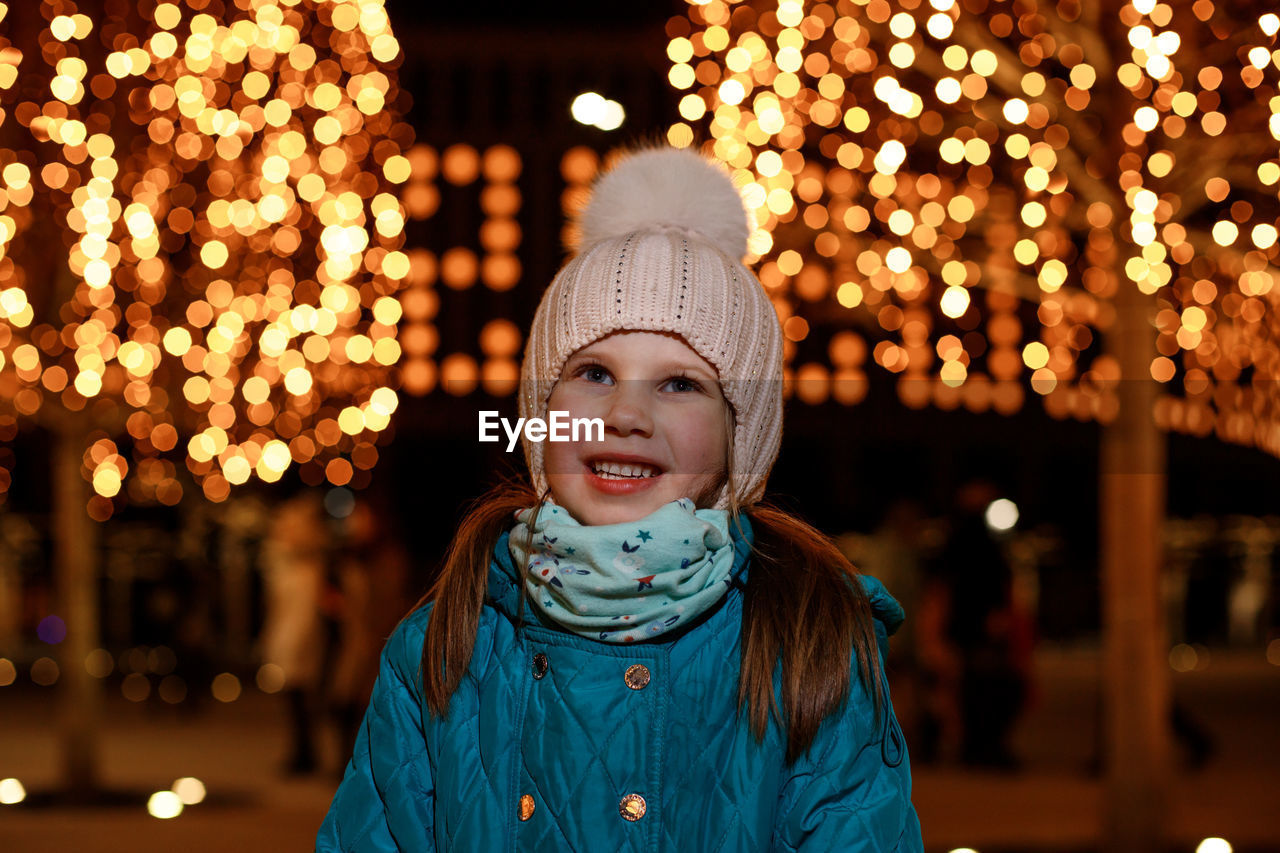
[667,0,1279,455]
[255,662,286,693]
[84,648,114,678]
[0,778,26,805]
[37,614,68,644]
[30,656,59,686]
[984,498,1019,532]
[571,92,626,131]
[122,672,151,702]
[172,777,207,805]
[0,0,410,513]
[147,790,183,819]
[211,672,241,703]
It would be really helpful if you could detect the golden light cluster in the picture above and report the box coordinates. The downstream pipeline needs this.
[671,0,1280,453]
[396,142,525,398]
[0,0,409,516]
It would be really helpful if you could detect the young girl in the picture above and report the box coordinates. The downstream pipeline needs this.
[317,147,924,852]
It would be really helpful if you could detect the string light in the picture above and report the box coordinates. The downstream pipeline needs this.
[0,1,409,516]
[669,0,1279,452]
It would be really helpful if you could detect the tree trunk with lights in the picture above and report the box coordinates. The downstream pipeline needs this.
[1094,3,1171,845]
[53,422,102,798]
[1100,277,1170,853]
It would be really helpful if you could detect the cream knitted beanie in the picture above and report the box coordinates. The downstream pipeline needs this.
[518,147,784,510]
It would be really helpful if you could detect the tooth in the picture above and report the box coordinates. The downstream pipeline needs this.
[591,461,662,478]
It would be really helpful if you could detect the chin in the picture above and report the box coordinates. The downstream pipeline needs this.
[572,496,668,527]
[548,472,724,526]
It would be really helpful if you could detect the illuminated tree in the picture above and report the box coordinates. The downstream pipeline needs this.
[0,0,409,794]
[665,0,1277,850]
[666,0,1277,429]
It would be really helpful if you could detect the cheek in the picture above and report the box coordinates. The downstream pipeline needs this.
[670,408,728,474]
[542,433,582,477]
[542,387,579,475]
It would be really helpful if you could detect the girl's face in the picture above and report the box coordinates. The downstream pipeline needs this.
[543,331,729,526]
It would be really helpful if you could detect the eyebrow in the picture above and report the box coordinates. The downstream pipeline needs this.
[565,352,717,382]
[651,360,717,381]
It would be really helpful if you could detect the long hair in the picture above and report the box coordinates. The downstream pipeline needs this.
[737,503,885,763]
[416,478,539,710]
[416,482,886,764]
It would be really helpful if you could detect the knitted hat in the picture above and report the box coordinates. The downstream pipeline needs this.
[518,146,784,510]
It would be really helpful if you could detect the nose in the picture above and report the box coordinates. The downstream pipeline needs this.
[602,383,653,437]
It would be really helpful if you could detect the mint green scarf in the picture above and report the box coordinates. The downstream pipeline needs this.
[508,498,736,643]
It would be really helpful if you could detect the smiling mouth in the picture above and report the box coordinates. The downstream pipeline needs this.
[588,460,662,480]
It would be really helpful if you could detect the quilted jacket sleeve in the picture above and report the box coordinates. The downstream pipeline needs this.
[316,608,435,853]
[772,576,925,853]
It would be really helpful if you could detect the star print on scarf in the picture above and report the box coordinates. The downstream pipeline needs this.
[508,498,735,643]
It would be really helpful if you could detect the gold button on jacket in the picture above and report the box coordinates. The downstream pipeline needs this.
[623,663,650,690]
[518,793,535,821]
[618,793,647,821]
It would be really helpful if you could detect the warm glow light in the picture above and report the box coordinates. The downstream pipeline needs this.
[0,778,25,805]
[211,673,241,703]
[172,777,206,806]
[940,286,971,318]
[0,2,408,513]
[571,92,625,131]
[673,0,1280,436]
[147,791,183,819]
[1022,342,1050,369]
[985,499,1019,531]
[1195,839,1233,853]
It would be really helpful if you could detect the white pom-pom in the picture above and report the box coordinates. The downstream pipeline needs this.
[576,147,749,260]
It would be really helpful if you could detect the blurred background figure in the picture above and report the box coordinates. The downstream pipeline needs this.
[327,496,411,774]
[919,479,1034,768]
[259,490,332,775]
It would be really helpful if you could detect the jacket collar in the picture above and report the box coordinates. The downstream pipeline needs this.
[857,573,905,636]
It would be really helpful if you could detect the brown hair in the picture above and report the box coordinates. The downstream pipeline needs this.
[416,482,886,765]
[736,503,885,763]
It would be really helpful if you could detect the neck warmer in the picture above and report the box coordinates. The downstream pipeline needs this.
[508,498,737,643]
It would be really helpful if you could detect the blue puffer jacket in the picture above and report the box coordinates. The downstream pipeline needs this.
[318,517,924,852]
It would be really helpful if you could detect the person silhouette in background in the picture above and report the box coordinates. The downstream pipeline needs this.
[259,490,331,775]
[328,496,411,775]
[849,498,930,755]
[920,479,1032,768]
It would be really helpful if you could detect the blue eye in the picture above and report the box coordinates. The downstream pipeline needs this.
[575,363,613,384]
[663,376,702,393]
